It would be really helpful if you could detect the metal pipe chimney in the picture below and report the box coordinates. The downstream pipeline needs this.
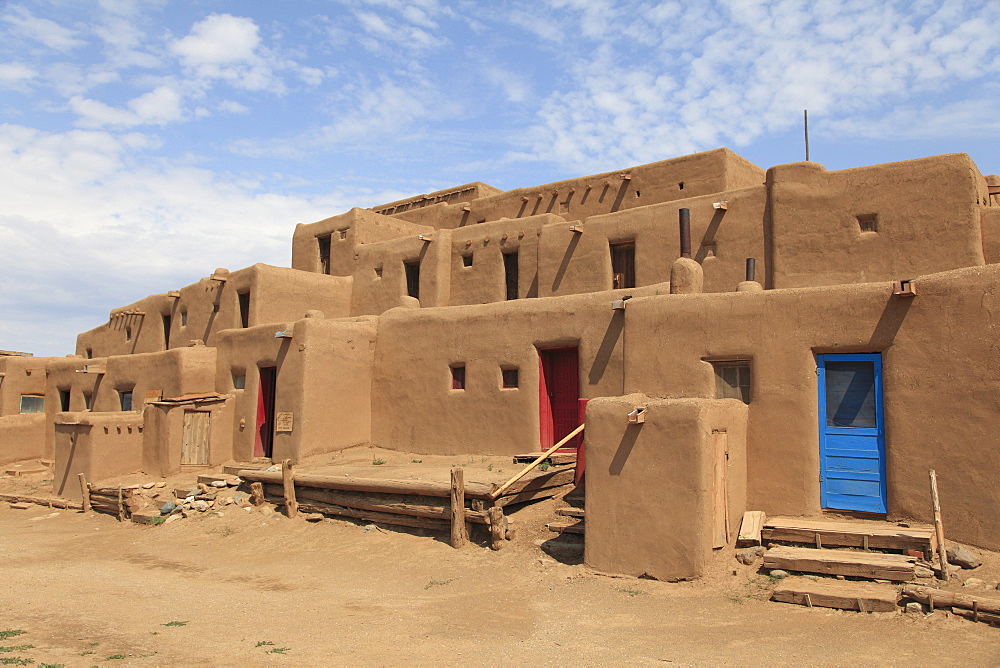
[679,208,691,259]
[745,257,756,282]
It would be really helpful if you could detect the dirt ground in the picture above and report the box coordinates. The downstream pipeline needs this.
[2,447,999,666]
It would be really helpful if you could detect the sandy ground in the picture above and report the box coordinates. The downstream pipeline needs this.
[2,448,999,666]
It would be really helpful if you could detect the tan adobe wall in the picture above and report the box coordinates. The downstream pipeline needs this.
[87,346,217,413]
[767,154,987,289]
[0,356,48,416]
[979,205,1000,263]
[584,396,747,581]
[0,356,53,463]
[371,182,504,216]
[350,232,452,315]
[52,412,144,499]
[291,208,433,276]
[387,148,765,230]
[143,397,234,477]
[0,414,47,465]
[75,294,174,359]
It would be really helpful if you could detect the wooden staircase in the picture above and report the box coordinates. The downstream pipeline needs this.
[546,506,585,535]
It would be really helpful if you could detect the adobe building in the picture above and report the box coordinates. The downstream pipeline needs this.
[2,147,1000,581]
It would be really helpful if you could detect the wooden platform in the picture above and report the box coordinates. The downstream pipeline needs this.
[772,576,899,612]
[547,520,585,535]
[513,452,577,466]
[764,545,916,581]
[763,516,934,556]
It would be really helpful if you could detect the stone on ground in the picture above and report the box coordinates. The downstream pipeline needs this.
[947,544,982,569]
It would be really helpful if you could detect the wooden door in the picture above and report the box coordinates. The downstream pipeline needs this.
[255,366,277,459]
[712,429,730,548]
[539,347,580,451]
[181,411,211,466]
[818,354,886,513]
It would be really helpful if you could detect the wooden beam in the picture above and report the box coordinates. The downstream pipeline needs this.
[546,520,584,535]
[737,511,766,547]
[929,470,949,579]
[771,577,898,612]
[239,469,494,500]
[294,500,449,531]
[0,493,81,510]
[78,473,91,513]
[450,468,467,549]
[762,517,933,555]
[764,546,916,581]
[902,585,1000,615]
[491,426,583,499]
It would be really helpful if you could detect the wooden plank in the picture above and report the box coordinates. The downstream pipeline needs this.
[772,577,898,612]
[764,546,916,581]
[239,469,494,499]
[737,511,766,547]
[901,585,1000,615]
[495,484,565,508]
[250,482,265,506]
[263,485,492,525]
[556,507,585,518]
[223,463,267,476]
[78,473,91,512]
[493,467,576,499]
[763,517,933,553]
[712,430,729,549]
[181,411,211,466]
[547,520,585,535]
[0,494,82,510]
[952,608,1000,626]
[450,468,466,549]
[929,470,949,580]
[294,500,449,531]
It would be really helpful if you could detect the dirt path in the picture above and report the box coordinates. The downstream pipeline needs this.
[2,496,999,666]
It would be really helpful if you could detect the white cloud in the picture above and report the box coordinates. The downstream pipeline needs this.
[0,63,38,89]
[218,99,249,114]
[70,84,185,128]
[2,5,85,52]
[171,14,261,66]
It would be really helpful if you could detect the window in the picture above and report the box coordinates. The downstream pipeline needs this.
[83,392,93,410]
[404,260,421,300]
[338,228,348,240]
[857,213,878,233]
[125,325,132,341]
[450,365,466,390]
[119,389,133,412]
[232,373,246,390]
[162,314,171,348]
[462,253,473,267]
[86,347,93,359]
[181,310,188,326]
[374,265,383,278]
[502,368,519,388]
[713,361,751,404]
[503,252,518,300]
[318,235,331,274]
[238,291,250,328]
[19,395,44,414]
[59,389,71,412]
[611,241,636,289]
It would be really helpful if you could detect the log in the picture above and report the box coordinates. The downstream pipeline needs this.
[493,468,576,500]
[282,459,297,519]
[491,423,584,498]
[450,468,467,549]
[901,585,1000,615]
[488,506,506,551]
[0,494,82,510]
[495,481,569,508]
[117,485,124,521]
[261,485,493,524]
[294,500,449,531]
[250,482,265,506]
[239,469,494,499]
[929,470,949,580]
[78,474,91,512]
[547,520,585,535]
[771,577,898,612]
[951,607,1000,626]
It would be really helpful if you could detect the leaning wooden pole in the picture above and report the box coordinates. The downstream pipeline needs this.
[929,469,949,580]
[282,459,298,518]
[491,423,584,499]
[450,467,467,549]
[78,473,91,513]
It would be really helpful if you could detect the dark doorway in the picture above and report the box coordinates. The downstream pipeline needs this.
[504,252,519,300]
[255,366,277,459]
[238,292,250,329]
[611,241,635,289]
[538,347,581,451]
[404,260,421,300]
[162,314,171,349]
[318,235,331,274]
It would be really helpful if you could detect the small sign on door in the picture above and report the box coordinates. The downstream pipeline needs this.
[275,411,294,432]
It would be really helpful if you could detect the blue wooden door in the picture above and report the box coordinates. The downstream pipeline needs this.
[817,354,886,513]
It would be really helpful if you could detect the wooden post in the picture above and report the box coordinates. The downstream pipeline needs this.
[250,482,265,506]
[487,506,506,551]
[450,467,467,549]
[929,470,949,580]
[116,485,124,522]
[282,459,297,518]
[78,473,91,513]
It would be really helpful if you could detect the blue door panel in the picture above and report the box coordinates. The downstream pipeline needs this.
[818,354,886,513]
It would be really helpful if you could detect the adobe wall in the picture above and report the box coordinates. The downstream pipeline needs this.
[0,356,55,462]
[52,412,144,499]
[623,265,1000,550]
[372,182,504,216]
[91,346,217,412]
[243,264,352,325]
[0,415,47,465]
[351,233,452,315]
[143,397,234,477]
[584,396,747,581]
[0,356,47,416]
[767,154,987,289]
[387,148,765,230]
[214,315,377,462]
[292,208,433,276]
[75,294,173,359]
[979,205,1000,263]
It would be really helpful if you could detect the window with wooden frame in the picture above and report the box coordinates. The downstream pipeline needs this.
[317,235,331,274]
[19,395,44,414]
[501,367,519,389]
[611,241,636,289]
[712,361,751,404]
[119,389,133,412]
[857,213,878,233]
[450,364,466,390]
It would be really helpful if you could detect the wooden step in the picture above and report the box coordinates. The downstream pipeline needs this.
[737,511,766,547]
[513,452,577,466]
[547,520,585,535]
[556,507,585,518]
[763,516,933,556]
[771,576,899,612]
[223,463,269,476]
[764,545,916,581]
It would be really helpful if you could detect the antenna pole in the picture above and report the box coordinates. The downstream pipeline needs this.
[804,109,810,162]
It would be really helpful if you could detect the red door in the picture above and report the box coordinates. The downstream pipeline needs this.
[255,366,276,459]
[539,347,581,451]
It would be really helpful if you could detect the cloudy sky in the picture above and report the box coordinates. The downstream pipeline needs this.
[1,0,998,356]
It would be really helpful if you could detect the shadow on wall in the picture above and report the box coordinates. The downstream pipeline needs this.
[869,295,914,348]
[552,233,582,292]
[589,309,624,386]
[609,423,642,475]
[55,431,78,496]
[694,209,727,263]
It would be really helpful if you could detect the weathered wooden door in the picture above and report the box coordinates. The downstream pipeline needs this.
[539,347,580,451]
[181,411,211,466]
[255,366,277,459]
[818,354,886,513]
[712,429,730,548]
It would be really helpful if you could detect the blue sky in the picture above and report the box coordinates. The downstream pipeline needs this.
[1,0,998,357]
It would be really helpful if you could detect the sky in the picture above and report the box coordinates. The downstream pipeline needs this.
[1,0,998,357]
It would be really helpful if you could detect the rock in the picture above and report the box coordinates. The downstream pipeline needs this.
[192,500,209,512]
[768,569,789,579]
[9,502,30,510]
[210,480,227,488]
[962,577,985,588]
[183,495,195,504]
[302,512,324,522]
[197,483,211,494]
[227,478,241,486]
[131,512,163,525]
[195,493,216,502]
[362,523,378,533]
[159,501,176,516]
[164,514,182,524]
[181,510,192,519]
[154,482,166,488]
[736,546,766,565]
[905,601,924,614]
[242,506,253,513]
[835,575,846,580]
[223,497,234,506]
[142,482,155,489]
[233,492,245,504]
[914,565,935,579]
[170,505,183,515]
[947,544,982,569]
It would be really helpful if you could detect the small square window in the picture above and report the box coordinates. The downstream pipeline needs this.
[857,213,878,233]
[450,365,466,390]
[19,395,44,414]
[462,254,473,267]
[502,368,519,388]
[119,390,133,412]
[232,373,246,390]
[338,228,348,240]
[712,361,751,404]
